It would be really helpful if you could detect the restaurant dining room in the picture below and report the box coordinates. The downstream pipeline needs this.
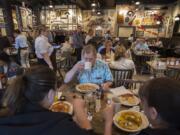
[0,0,180,135]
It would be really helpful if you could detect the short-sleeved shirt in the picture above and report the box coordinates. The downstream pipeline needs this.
[77,60,113,84]
[35,35,54,59]
[15,35,28,49]
[135,43,149,51]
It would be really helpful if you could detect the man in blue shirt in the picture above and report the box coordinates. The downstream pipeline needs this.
[134,38,149,51]
[14,30,30,68]
[64,45,113,91]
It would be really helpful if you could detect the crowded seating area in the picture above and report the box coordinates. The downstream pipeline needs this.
[0,0,180,135]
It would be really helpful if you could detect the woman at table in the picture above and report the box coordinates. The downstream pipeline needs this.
[103,77,180,135]
[0,66,96,135]
[35,28,54,70]
[110,45,136,73]
[99,40,115,61]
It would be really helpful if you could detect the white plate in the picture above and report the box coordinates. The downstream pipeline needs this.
[76,83,99,93]
[113,110,149,133]
[119,94,140,106]
[50,101,73,115]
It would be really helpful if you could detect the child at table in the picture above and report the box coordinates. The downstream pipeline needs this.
[103,77,180,135]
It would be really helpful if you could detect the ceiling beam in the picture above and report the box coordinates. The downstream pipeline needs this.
[70,0,91,9]
[105,0,115,8]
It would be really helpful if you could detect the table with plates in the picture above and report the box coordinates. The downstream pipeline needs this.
[55,83,149,135]
[147,58,180,78]
[146,60,166,77]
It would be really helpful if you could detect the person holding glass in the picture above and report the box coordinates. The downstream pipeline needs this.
[64,44,113,91]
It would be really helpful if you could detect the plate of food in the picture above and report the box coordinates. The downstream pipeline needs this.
[76,83,99,93]
[50,101,73,115]
[113,110,149,132]
[119,93,140,106]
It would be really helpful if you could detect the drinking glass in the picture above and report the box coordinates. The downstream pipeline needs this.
[84,93,96,115]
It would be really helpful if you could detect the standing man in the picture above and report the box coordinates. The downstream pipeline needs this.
[72,25,85,61]
[35,28,54,70]
[14,29,30,68]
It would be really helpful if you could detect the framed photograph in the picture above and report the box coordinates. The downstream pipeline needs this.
[136,30,144,37]
[60,10,68,19]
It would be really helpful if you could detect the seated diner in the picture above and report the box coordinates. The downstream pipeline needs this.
[64,44,113,91]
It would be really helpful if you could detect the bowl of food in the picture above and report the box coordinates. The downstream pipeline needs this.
[119,93,140,106]
[113,110,149,132]
[76,83,99,93]
[50,101,73,115]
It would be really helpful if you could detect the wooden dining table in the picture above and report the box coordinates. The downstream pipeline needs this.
[146,58,180,78]
[59,84,143,135]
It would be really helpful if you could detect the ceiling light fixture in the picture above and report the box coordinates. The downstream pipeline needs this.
[97,11,101,15]
[92,9,96,12]
[49,0,53,8]
[135,1,140,5]
[91,2,96,7]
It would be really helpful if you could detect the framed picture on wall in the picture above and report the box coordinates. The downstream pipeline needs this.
[60,10,68,19]
[136,31,144,37]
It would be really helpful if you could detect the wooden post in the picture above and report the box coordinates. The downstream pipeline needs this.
[15,6,23,31]
[0,0,14,37]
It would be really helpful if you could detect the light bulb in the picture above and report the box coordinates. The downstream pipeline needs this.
[135,1,140,5]
[91,3,96,7]
[156,21,161,25]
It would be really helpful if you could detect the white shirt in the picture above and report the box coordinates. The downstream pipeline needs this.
[110,58,136,74]
[35,35,54,59]
[85,35,93,44]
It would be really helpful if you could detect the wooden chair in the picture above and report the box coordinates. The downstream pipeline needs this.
[60,52,75,71]
[56,56,66,80]
[131,50,154,74]
[117,79,145,91]
[110,68,134,87]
